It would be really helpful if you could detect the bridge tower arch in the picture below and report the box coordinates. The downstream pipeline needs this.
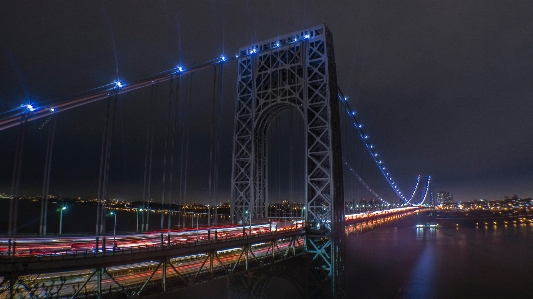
[230,24,345,298]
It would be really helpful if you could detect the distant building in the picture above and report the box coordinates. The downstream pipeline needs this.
[436,191,453,205]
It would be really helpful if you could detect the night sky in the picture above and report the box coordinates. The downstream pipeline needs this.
[1,1,532,204]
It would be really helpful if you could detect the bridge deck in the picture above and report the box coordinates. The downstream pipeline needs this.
[0,229,305,275]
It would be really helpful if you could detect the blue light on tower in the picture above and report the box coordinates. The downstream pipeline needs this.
[176,66,184,72]
[220,55,226,62]
[25,104,35,112]
[114,81,123,88]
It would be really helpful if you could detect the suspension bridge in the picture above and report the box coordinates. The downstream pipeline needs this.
[0,24,432,298]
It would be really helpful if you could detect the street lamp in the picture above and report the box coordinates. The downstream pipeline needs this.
[137,208,142,232]
[245,210,251,235]
[59,206,67,235]
[195,213,199,241]
[109,211,117,249]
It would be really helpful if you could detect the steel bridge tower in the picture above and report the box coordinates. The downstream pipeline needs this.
[231,24,345,298]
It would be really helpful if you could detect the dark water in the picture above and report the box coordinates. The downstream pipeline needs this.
[2,201,533,298]
[345,212,533,299]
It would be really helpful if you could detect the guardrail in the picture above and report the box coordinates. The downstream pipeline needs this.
[0,227,304,261]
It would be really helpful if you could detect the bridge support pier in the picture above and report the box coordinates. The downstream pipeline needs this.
[162,259,167,292]
[97,266,102,299]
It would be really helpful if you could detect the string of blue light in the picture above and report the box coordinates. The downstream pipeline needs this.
[338,89,410,204]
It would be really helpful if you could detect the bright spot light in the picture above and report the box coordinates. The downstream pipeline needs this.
[50,108,55,112]
[26,104,35,111]
[304,34,310,39]
[358,124,363,128]
[176,66,184,72]
[114,81,123,88]
[365,135,369,139]
[220,55,226,62]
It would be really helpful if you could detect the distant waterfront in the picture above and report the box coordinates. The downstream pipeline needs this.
[0,198,231,235]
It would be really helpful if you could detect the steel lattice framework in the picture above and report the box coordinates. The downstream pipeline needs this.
[230,24,345,298]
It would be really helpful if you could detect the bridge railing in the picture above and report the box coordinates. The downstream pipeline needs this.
[0,226,305,260]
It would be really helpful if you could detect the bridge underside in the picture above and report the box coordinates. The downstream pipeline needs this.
[231,24,345,298]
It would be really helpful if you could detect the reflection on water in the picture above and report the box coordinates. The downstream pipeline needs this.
[345,212,533,299]
[415,227,437,240]
[404,246,435,299]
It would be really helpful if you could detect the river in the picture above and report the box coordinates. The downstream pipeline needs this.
[344,210,533,299]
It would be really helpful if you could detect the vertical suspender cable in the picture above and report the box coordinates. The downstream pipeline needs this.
[8,117,26,237]
[144,84,157,232]
[178,76,186,228]
[277,117,281,218]
[182,74,193,227]
[142,84,156,232]
[209,64,223,227]
[215,64,224,224]
[96,96,112,235]
[40,115,57,236]
[208,66,216,227]
[289,110,293,219]
[161,77,175,230]
[167,76,180,230]
[102,93,119,232]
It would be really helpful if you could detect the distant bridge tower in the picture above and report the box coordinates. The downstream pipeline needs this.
[416,175,432,205]
[230,24,345,298]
